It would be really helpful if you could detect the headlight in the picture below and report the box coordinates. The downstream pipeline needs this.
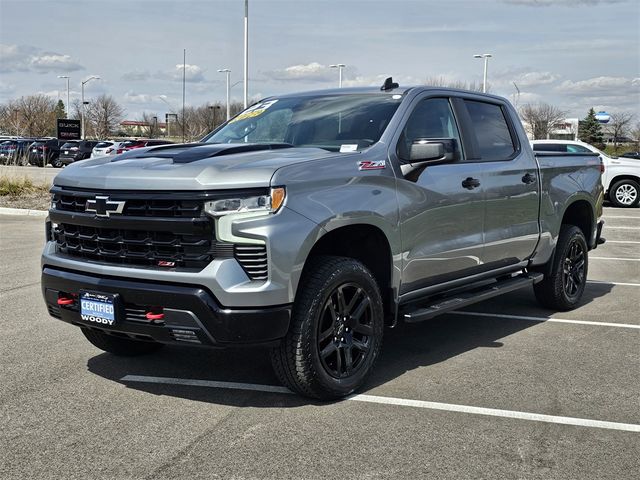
[204,187,285,217]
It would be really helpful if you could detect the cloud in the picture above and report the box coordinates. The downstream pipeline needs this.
[0,44,84,73]
[514,71,561,87]
[263,62,335,82]
[122,70,152,82]
[557,76,640,96]
[504,0,626,6]
[124,91,155,104]
[0,80,16,94]
[172,64,205,82]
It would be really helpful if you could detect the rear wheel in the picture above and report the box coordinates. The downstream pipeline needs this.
[271,255,384,399]
[51,157,63,168]
[534,225,588,311]
[81,328,164,356]
[609,179,640,208]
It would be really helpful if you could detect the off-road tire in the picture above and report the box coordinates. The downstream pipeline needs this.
[270,255,384,400]
[609,179,640,208]
[534,225,588,311]
[82,328,164,356]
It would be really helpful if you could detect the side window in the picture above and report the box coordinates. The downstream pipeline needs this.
[464,100,516,161]
[566,144,591,153]
[397,98,461,161]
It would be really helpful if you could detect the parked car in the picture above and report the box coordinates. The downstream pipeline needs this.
[620,151,640,160]
[0,138,36,165]
[116,139,173,154]
[532,139,640,207]
[91,141,125,158]
[28,139,64,167]
[43,84,604,399]
[58,140,99,166]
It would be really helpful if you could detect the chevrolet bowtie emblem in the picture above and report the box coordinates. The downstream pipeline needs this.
[85,196,126,217]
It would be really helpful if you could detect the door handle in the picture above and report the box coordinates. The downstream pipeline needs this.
[522,173,537,184]
[462,177,481,190]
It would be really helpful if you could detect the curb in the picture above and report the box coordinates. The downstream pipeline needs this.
[0,207,48,217]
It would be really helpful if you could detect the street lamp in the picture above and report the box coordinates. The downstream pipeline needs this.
[329,64,346,88]
[473,54,492,93]
[57,75,70,117]
[81,75,100,139]
[218,69,231,120]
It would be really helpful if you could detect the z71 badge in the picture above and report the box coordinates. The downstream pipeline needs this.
[358,160,386,170]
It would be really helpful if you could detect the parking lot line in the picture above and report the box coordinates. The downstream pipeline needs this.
[121,375,640,432]
[453,311,640,329]
[588,279,640,287]
[603,226,640,230]
[590,256,640,261]
[605,240,640,244]
[603,216,640,219]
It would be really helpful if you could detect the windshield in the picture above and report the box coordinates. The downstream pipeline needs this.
[203,93,403,152]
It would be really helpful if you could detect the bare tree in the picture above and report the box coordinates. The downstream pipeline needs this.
[86,94,125,139]
[606,112,634,151]
[424,76,485,92]
[9,95,57,137]
[519,103,567,140]
[138,112,162,138]
[630,121,640,150]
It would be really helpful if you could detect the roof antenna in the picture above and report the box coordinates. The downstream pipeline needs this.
[380,77,399,91]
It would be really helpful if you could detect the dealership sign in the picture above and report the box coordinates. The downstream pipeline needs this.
[56,119,81,140]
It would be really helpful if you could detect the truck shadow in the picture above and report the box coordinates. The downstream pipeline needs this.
[87,282,613,408]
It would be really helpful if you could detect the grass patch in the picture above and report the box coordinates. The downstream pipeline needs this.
[0,176,50,197]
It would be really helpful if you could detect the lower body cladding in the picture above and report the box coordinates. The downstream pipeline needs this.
[42,267,291,347]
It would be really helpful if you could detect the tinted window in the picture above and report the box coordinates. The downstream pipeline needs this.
[95,142,113,148]
[465,101,516,160]
[532,143,566,152]
[61,142,79,148]
[566,144,591,153]
[397,97,461,160]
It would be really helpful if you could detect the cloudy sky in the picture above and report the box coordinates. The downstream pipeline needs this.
[0,0,638,120]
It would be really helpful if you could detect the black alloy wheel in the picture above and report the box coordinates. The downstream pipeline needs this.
[562,238,586,299]
[317,283,374,379]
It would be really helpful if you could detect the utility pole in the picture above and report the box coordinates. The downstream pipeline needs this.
[81,76,100,140]
[329,64,346,88]
[182,48,186,143]
[243,0,249,109]
[218,69,231,120]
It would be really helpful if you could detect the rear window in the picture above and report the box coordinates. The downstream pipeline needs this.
[61,142,79,148]
[94,142,113,148]
[464,100,516,161]
[532,143,566,152]
[121,140,144,148]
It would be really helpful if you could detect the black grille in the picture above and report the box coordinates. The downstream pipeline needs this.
[235,245,268,281]
[53,191,202,217]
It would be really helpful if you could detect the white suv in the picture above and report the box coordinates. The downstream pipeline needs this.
[532,140,640,208]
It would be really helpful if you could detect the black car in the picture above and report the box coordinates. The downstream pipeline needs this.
[28,139,64,167]
[58,140,99,165]
[620,151,640,159]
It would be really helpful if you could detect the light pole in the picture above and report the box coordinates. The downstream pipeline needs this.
[329,64,346,88]
[473,54,492,93]
[81,75,100,140]
[57,75,70,117]
[218,69,231,120]
[243,0,249,108]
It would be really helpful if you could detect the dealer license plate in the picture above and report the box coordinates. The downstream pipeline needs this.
[80,291,117,327]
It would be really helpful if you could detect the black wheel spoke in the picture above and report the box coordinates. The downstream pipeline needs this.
[345,287,363,315]
[351,295,370,322]
[344,346,354,374]
[336,287,347,313]
[353,322,373,336]
[335,346,343,373]
[319,326,334,343]
[352,338,369,352]
[320,342,337,360]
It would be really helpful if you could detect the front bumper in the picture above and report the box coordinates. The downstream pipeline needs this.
[42,267,291,347]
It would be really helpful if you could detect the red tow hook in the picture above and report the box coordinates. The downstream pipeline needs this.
[145,311,165,321]
[57,297,74,306]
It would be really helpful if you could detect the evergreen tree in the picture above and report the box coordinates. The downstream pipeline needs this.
[54,100,66,120]
[578,108,604,146]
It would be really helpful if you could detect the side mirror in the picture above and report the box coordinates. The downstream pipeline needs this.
[409,138,458,163]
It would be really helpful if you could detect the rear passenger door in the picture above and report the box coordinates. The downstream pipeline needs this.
[462,99,540,267]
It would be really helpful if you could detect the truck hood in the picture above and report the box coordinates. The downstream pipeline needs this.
[53,143,339,190]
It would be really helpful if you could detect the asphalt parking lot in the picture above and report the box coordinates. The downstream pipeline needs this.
[0,208,638,479]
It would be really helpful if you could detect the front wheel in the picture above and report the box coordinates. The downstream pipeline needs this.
[51,157,64,168]
[534,225,588,311]
[271,255,384,399]
[609,179,640,208]
[81,328,164,356]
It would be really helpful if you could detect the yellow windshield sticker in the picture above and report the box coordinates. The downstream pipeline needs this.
[229,99,278,123]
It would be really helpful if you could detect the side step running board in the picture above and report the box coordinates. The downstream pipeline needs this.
[402,272,543,323]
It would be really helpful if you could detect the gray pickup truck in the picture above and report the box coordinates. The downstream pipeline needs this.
[42,80,604,399]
